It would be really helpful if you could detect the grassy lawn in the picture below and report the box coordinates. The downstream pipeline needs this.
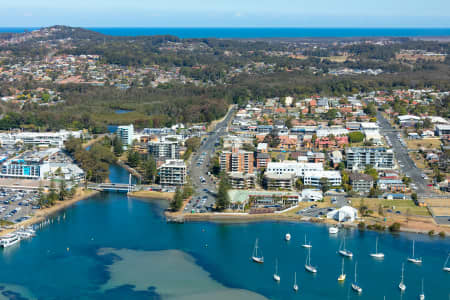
[349,197,430,217]
[406,138,442,150]
[409,153,427,169]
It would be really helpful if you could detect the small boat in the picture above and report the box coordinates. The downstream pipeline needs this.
[351,262,363,293]
[293,272,298,292]
[370,237,384,259]
[285,233,291,241]
[407,240,422,264]
[0,233,20,248]
[16,230,33,239]
[398,263,406,291]
[329,226,339,234]
[338,258,346,281]
[419,278,425,300]
[251,238,264,263]
[301,234,312,248]
[443,253,450,272]
[338,237,353,258]
[273,258,280,282]
[304,247,317,273]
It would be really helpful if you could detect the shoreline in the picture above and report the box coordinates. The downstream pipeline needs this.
[165,210,450,236]
[0,188,99,237]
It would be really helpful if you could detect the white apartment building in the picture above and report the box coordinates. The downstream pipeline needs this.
[303,170,342,187]
[158,159,187,186]
[267,161,323,178]
[345,147,394,170]
[0,130,83,148]
[117,124,134,149]
[149,140,180,160]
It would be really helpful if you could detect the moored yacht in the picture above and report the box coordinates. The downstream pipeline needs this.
[301,234,312,248]
[398,263,406,291]
[0,233,20,248]
[419,278,425,300]
[338,237,353,258]
[443,253,450,272]
[304,247,317,273]
[407,240,422,264]
[370,237,384,259]
[338,258,346,281]
[293,272,298,292]
[351,262,362,294]
[273,258,280,282]
[251,238,264,263]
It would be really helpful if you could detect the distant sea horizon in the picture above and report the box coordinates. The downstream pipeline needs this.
[1,27,450,38]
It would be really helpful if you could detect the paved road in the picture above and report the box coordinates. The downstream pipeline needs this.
[377,112,429,194]
[184,106,236,213]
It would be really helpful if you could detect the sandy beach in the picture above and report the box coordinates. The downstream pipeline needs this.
[128,190,174,201]
[0,188,99,237]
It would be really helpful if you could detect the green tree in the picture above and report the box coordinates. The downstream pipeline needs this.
[216,174,231,211]
[127,150,140,168]
[263,130,281,148]
[144,156,157,183]
[364,165,379,181]
[348,132,365,143]
[319,177,329,193]
[48,180,58,206]
[170,188,183,211]
[59,180,68,201]
[113,135,124,156]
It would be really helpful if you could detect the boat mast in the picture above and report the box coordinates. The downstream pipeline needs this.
[412,240,415,258]
[341,258,345,276]
[354,262,358,284]
[400,263,404,284]
[275,258,278,275]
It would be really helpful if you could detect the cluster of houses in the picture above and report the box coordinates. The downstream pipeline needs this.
[217,89,450,212]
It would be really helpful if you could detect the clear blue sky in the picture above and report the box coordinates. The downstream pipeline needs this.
[2,0,450,27]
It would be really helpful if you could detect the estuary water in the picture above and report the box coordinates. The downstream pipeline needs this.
[0,165,448,299]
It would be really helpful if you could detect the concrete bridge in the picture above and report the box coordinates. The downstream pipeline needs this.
[88,183,137,192]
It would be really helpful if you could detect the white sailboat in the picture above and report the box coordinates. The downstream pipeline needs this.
[443,253,450,272]
[285,233,291,241]
[293,272,298,292]
[304,247,317,273]
[339,237,353,258]
[370,237,385,259]
[419,278,425,300]
[351,262,362,293]
[407,240,422,264]
[301,234,312,248]
[251,238,264,263]
[338,258,346,281]
[273,258,280,282]
[398,263,406,291]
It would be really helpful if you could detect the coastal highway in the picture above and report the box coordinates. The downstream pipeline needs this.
[377,111,429,195]
[184,106,236,213]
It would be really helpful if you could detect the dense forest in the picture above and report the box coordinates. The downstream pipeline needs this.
[0,26,449,131]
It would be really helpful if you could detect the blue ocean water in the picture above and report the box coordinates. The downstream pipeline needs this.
[1,27,450,38]
[0,165,448,299]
